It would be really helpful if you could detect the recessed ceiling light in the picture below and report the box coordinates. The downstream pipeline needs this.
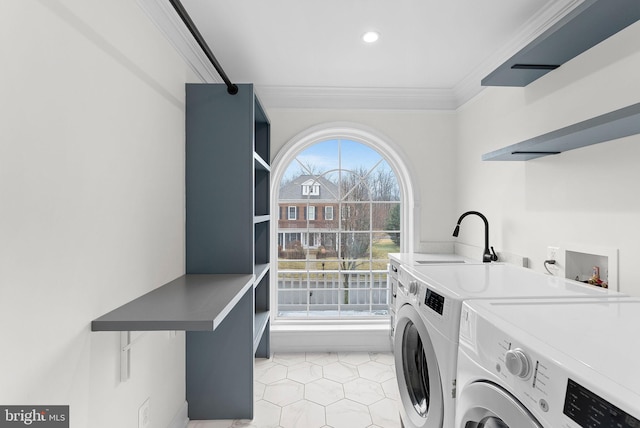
[362,31,380,43]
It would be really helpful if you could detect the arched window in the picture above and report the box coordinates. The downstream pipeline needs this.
[271,123,415,320]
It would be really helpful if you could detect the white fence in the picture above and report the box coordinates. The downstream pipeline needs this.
[277,269,390,317]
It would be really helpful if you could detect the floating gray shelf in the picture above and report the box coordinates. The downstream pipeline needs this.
[254,215,270,224]
[254,263,270,285]
[254,153,270,171]
[482,102,640,161]
[253,311,270,353]
[482,0,640,87]
[91,274,253,331]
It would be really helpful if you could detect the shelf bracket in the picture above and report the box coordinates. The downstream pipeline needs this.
[511,151,561,155]
[511,64,560,70]
[120,331,148,382]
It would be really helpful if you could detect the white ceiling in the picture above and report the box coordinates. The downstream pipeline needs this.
[169,0,583,109]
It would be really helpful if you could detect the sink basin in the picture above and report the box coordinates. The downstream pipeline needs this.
[415,260,466,264]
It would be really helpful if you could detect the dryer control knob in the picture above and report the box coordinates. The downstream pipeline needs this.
[409,281,419,296]
[505,348,531,379]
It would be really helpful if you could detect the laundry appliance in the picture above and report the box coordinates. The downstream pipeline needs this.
[393,263,622,428]
[388,253,479,341]
[456,297,640,427]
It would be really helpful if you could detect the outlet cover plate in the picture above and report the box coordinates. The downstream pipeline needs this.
[138,398,150,428]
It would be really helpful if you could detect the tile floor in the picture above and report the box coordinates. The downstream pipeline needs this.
[188,352,401,428]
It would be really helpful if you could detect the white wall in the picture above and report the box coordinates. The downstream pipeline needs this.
[0,1,194,426]
[268,108,458,251]
[268,22,640,297]
[455,21,640,296]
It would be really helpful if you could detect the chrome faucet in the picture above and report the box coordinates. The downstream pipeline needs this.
[452,211,498,263]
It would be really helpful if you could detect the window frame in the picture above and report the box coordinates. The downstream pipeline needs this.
[324,206,334,221]
[302,183,320,196]
[288,206,297,220]
[270,123,418,326]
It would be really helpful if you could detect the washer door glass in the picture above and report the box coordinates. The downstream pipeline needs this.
[457,382,542,428]
[402,321,430,416]
[465,417,509,428]
[394,303,444,428]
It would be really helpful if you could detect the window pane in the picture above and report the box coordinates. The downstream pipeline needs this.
[278,260,309,272]
[372,202,400,230]
[339,232,371,262]
[370,161,400,201]
[341,140,382,173]
[341,170,371,202]
[372,233,400,265]
[277,138,400,320]
[340,202,370,231]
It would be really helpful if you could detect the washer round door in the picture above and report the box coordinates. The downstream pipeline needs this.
[394,303,444,428]
[457,382,542,428]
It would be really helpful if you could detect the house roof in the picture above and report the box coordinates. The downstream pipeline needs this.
[279,175,339,201]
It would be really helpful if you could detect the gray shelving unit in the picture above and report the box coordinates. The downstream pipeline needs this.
[482,102,640,161]
[482,0,640,87]
[185,83,271,420]
[91,83,271,421]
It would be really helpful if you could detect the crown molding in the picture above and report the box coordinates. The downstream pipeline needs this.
[255,86,458,111]
[137,0,582,110]
[136,0,222,83]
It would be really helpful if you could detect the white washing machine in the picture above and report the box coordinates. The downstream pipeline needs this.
[389,253,480,342]
[456,297,640,427]
[393,263,622,428]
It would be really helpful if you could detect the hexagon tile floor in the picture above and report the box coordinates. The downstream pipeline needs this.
[187,352,401,428]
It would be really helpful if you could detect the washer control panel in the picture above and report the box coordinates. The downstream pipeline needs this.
[470,322,640,427]
[459,309,567,426]
[424,288,445,315]
[460,303,640,428]
[563,379,640,428]
[505,348,531,379]
[398,266,459,338]
[493,336,555,413]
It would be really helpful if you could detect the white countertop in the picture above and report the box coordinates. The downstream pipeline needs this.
[388,252,480,266]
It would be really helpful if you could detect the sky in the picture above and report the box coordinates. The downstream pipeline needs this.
[282,139,394,183]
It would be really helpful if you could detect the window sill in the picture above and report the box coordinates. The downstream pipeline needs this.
[271,320,390,333]
[270,320,392,353]
[271,317,389,330]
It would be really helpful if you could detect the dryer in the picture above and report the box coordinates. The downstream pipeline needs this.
[456,297,640,427]
[388,253,480,342]
[393,263,622,428]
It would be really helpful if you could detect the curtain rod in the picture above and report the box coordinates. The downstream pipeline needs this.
[168,0,238,95]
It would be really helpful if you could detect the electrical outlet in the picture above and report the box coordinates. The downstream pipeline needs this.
[546,246,560,273]
[138,398,150,428]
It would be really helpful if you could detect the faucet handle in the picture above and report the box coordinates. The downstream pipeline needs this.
[490,246,498,262]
